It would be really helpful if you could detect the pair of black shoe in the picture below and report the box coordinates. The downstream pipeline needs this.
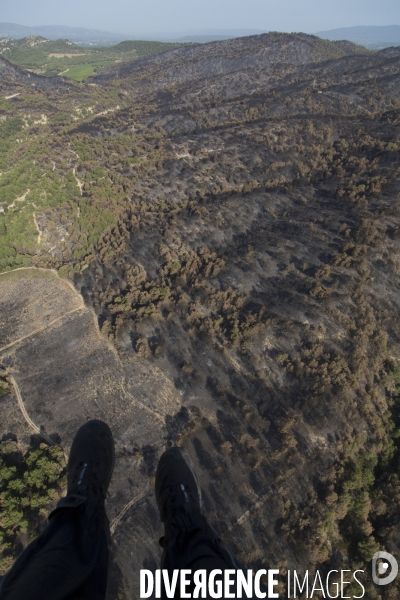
[67,420,201,522]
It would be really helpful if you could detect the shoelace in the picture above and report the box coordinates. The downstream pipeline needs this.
[70,461,107,498]
[162,483,198,514]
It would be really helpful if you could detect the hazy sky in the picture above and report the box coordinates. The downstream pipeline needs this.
[2,0,399,35]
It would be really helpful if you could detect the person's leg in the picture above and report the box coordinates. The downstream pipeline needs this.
[155,448,250,599]
[0,497,110,600]
[0,420,115,600]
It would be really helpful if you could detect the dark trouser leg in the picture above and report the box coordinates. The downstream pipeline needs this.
[0,495,109,600]
[160,512,244,599]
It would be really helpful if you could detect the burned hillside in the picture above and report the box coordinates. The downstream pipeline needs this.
[1,32,400,598]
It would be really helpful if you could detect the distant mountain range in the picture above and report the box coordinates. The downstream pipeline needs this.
[1,22,400,49]
[145,29,268,43]
[0,23,127,45]
[0,23,267,45]
[315,25,400,49]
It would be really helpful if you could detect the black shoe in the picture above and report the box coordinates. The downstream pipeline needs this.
[67,420,115,501]
[155,447,202,522]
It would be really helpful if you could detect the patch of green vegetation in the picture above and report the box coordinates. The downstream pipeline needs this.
[1,36,185,80]
[109,39,185,58]
[0,38,86,71]
[165,261,181,275]
[0,98,13,112]
[0,116,132,273]
[0,380,9,396]
[62,64,97,81]
[305,365,400,587]
[70,199,116,259]
[0,117,24,159]
[0,162,84,271]
[0,440,66,575]
[0,117,24,141]
[0,268,56,283]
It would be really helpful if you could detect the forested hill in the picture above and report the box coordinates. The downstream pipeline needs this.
[1,32,400,597]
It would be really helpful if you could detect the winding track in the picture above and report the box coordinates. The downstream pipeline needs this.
[7,375,56,446]
[33,212,42,244]
[0,266,166,536]
[0,306,85,354]
[6,369,152,536]
[0,267,87,446]
[110,482,150,536]
[0,267,165,424]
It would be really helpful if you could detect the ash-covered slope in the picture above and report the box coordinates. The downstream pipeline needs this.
[1,32,400,599]
[92,32,369,86]
[78,35,400,598]
[0,55,72,90]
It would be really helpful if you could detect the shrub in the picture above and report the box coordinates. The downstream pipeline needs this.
[0,440,66,575]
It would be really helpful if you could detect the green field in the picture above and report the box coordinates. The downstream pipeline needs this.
[0,37,186,80]
[62,64,97,81]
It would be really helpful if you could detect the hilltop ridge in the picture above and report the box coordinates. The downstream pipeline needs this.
[92,31,370,83]
[0,54,73,89]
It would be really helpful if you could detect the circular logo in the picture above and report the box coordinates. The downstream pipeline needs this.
[372,551,398,586]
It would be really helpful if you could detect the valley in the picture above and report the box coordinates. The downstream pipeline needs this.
[0,37,185,80]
